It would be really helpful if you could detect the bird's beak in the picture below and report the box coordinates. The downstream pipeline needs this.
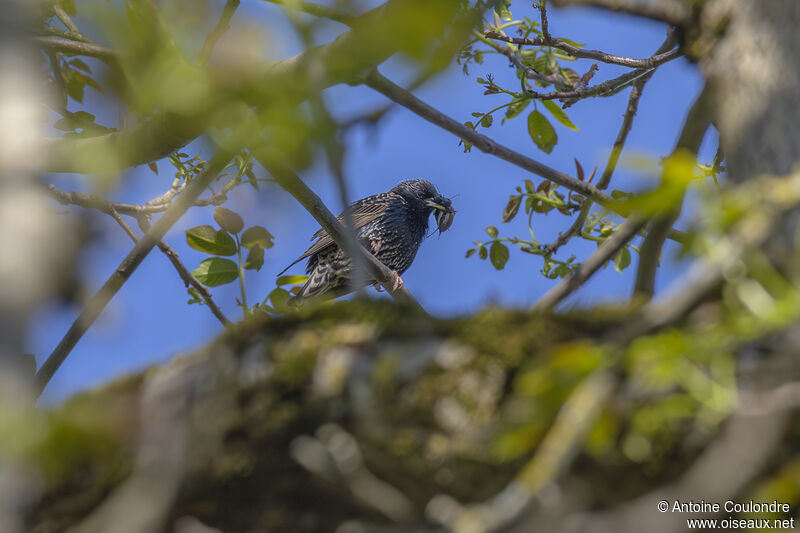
[426,199,456,233]
[424,199,448,212]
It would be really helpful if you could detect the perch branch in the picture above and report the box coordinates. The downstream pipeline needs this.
[255,151,426,312]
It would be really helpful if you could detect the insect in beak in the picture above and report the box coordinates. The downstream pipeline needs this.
[426,199,456,233]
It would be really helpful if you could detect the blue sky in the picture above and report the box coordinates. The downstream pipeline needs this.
[32,1,715,402]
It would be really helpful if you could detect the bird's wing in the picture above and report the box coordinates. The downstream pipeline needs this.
[277,192,396,276]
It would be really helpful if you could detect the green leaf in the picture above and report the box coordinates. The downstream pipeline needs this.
[244,246,264,271]
[490,241,509,270]
[69,58,91,73]
[527,110,558,154]
[557,37,585,47]
[277,274,309,287]
[465,248,477,258]
[241,225,274,249]
[192,257,238,287]
[73,111,95,123]
[478,245,488,260]
[268,288,292,310]
[480,114,493,128]
[486,226,499,238]
[185,225,237,256]
[53,117,76,131]
[542,100,579,131]
[494,1,512,21]
[611,190,633,200]
[186,287,203,305]
[214,206,244,234]
[65,73,84,103]
[614,246,631,273]
[61,0,77,15]
[524,179,535,193]
[503,98,530,124]
[502,195,522,223]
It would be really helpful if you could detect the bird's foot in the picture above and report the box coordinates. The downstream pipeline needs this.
[390,270,404,292]
[372,271,404,293]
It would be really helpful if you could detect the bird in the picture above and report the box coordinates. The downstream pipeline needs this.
[279,179,455,304]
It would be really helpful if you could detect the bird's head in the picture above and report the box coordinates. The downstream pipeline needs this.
[393,179,456,233]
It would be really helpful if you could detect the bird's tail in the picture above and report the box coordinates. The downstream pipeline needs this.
[287,267,353,307]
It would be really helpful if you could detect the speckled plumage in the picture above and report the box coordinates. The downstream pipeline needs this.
[280,180,455,303]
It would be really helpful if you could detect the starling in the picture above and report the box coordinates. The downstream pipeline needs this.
[279,179,455,304]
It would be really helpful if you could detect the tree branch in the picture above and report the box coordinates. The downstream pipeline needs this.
[527,48,680,106]
[542,33,675,256]
[551,0,693,27]
[198,0,240,65]
[35,149,236,396]
[364,69,612,205]
[52,4,93,42]
[45,183,228,215]
[532,214,647,310]
[483,31,678,69]
[34,36,118,59]
[633,85,712,300]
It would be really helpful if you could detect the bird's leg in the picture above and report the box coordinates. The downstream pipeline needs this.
[390,270,404,292]
[371,271,403,293]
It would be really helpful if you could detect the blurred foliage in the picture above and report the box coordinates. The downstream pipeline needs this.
[26,0,800,530]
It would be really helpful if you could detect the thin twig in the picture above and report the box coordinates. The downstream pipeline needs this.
[198,0,240,65]
[364,69,690,248]
[596,74,648,189]
[136,217,231,326]
[35,149,236,396]
[538,0,551,40]
[476,31,568,86]
[108,207,140,242]
[34,36,118,59]
[533,214,647,310]
[52,4,93,42]
[46,184,227,216]
[484,31,679,69]
[40,27,90,43]
[542,34,674,255]
[527,48,681,106]
[47,185,231,326]
[543,201,591,254]
[551,0,692,27]
[255,150,426,312]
